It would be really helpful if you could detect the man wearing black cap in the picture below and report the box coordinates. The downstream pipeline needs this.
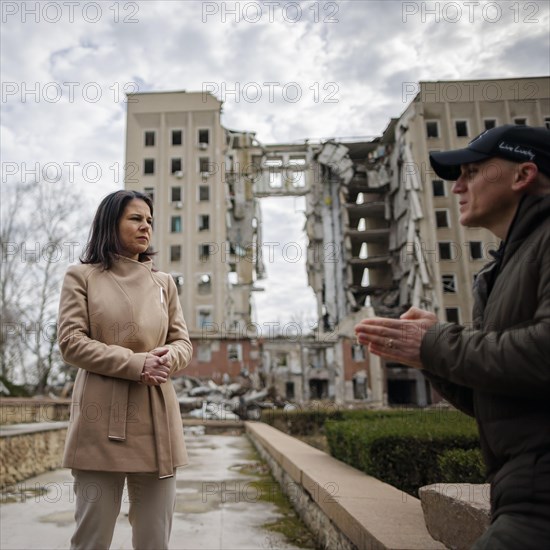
[355,125,550,548]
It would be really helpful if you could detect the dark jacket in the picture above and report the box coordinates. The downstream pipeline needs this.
[420,194,550,519]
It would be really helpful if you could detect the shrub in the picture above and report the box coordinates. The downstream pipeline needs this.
[325,409,480,496]
[438,448,486,484]
[259,404,424,435]
[259,403,344,435]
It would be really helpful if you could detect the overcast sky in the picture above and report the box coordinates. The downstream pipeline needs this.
[2,0,549,329]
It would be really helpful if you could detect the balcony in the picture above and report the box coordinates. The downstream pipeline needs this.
[346,227,390,243]
[346,201,386,224]
[349,255,390,269]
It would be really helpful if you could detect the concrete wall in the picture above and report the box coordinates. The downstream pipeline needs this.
[0,424,68,489]
[246,421,444,550]
[0,399,70,425]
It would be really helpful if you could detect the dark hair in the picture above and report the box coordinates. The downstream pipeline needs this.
[81,190,155,269]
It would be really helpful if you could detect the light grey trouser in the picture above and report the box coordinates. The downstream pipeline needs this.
[70,469,177,550]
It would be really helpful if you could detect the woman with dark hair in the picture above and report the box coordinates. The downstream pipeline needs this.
[57,190,193,550]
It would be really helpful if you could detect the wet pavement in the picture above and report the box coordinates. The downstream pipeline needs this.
[0,431,315,549]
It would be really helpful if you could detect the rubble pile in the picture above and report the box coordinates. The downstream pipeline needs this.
[173,374,278,420]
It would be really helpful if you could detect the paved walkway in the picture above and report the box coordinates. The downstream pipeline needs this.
[1,430,313,549]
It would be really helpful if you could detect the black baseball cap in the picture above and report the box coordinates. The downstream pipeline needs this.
[430,125,550,181]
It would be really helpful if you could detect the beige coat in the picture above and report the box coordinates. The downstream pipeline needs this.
[57,256,193,478]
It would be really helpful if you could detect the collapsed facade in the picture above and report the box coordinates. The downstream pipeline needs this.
[125,77,550,407]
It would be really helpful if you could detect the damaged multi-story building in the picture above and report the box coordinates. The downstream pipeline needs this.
[302,76,549,406]
[125,91,267,384]
[125,77,549,406]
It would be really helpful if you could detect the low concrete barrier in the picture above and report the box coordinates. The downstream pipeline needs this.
[420,483,490,550]
[0,398,70,425]
[0,422,68,489]
[246,421,445,550]
[182,418,245,434]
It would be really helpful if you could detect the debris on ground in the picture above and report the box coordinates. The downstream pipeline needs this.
[173,373,280,420]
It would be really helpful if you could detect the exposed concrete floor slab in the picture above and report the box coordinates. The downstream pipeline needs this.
[1,433,312,549]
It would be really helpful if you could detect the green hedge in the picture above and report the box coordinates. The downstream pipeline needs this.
[258,404,420,435]
[438,448,485,484]
[259,404,343,435]
[258,406,485,495]
[325,410,482,496]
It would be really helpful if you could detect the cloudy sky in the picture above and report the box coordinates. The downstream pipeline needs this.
[2,0,549,328]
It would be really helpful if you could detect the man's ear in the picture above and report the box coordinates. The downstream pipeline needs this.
[512,162,538,192]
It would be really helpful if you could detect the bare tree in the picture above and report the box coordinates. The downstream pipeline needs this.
[1,179,86,394]
[0,182,33,381]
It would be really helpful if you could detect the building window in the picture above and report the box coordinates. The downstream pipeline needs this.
[285,382,295,399]
[197,344,212,362]
[439,242,452,260]
[426,121,439,138]
[445,307,460,324]
[198,129,210,145]
[469,241,483,260]
[172,274,184,294]
[544,116,550,130]
[144,131,155,147]
[198,308,213,328]
[199,157,211,173]
[227,343,242,362]
[352,344,365,362]
[265,158,283,188]
[199,185,210,201]
[455,120,468,137]
[172,130,182,146]
[432,179,446,196]
[144,187,154,203]
[442,274,457,293]
[287,158,306,188]
[198,214,210,231]
[309,379,328,399]
[143,159,155,175]
[484,119,497,130]
[170,216,182,233]
[171,186,182,202]
[171,158,182,174]
[198,273,212,294]
[353,375,367,400]
[514,117,527,126]
[170,245,181,263]
[199,245,211,262]
[435,210,450,228]
[172,130,183,145]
